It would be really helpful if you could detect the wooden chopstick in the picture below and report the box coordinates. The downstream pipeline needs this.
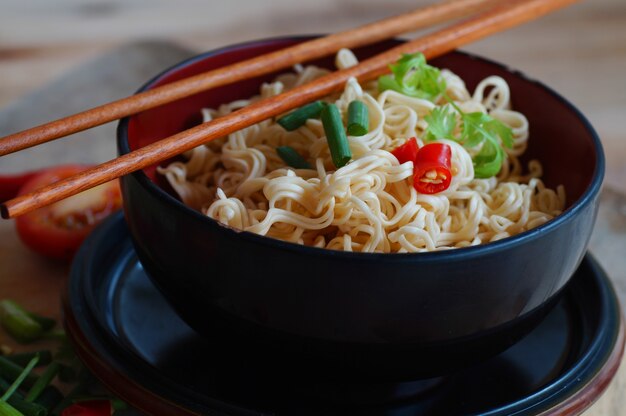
[0,0,580,219]
[0,0,500,157]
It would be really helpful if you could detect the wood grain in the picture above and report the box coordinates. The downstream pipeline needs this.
[0,0,500,156]
[0,0,581,219]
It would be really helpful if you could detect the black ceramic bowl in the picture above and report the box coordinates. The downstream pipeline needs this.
[117,37,604,379]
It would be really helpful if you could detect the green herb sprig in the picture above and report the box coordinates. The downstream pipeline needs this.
[424,103,513,178]
[378,52,514,178]
[0,301,56,344]
[378,53,446,101]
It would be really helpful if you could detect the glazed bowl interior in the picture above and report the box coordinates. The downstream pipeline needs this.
[126,38,598,206]
[118,37,604,379]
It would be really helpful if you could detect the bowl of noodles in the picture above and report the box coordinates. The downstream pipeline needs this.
[117,36,604,378]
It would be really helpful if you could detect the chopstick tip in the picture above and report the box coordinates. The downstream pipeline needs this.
[0,204,11,220]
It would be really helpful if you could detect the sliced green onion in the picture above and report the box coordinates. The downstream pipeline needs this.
[0,301,43,344]
[0,379,46,416]
[377,76,397,94]
[277,101,325,131]
[377,53,446,101]
[0,358,38,389]
[24,362,60,403]
[0,401,23,416]
[347,100,369,136]
[0,356,38,402]
[276,146,312,169]
[7,400,45,416]
[9,401,45,416]
[25,315,55,333]
[5,352,51,369]
[0,378,21,400]
[321,104,351,168]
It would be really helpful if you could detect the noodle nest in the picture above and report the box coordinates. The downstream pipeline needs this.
[158,50,565,253]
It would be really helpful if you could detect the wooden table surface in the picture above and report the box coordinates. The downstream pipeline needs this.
[1,0,625,414]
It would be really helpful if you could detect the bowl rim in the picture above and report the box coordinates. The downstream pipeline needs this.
[117,35,605,262]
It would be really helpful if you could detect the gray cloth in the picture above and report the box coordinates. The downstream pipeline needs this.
[0,40,194,172]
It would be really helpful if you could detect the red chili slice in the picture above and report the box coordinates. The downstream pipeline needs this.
[413,143,452,194]
[391,137,419,165]
[61,400,112,416]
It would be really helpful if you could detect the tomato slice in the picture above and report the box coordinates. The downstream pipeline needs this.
[0,169,47,203]
[15,165,122,262]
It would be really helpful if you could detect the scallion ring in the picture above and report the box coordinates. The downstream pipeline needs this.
[321,104,351,168]
[276,146,312,169]
[347,100,369,136]
[277,101,325,131]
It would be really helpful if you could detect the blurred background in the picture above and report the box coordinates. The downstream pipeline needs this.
[1,0,624,189]
[0,0,625,414]
[0,0,624,189]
